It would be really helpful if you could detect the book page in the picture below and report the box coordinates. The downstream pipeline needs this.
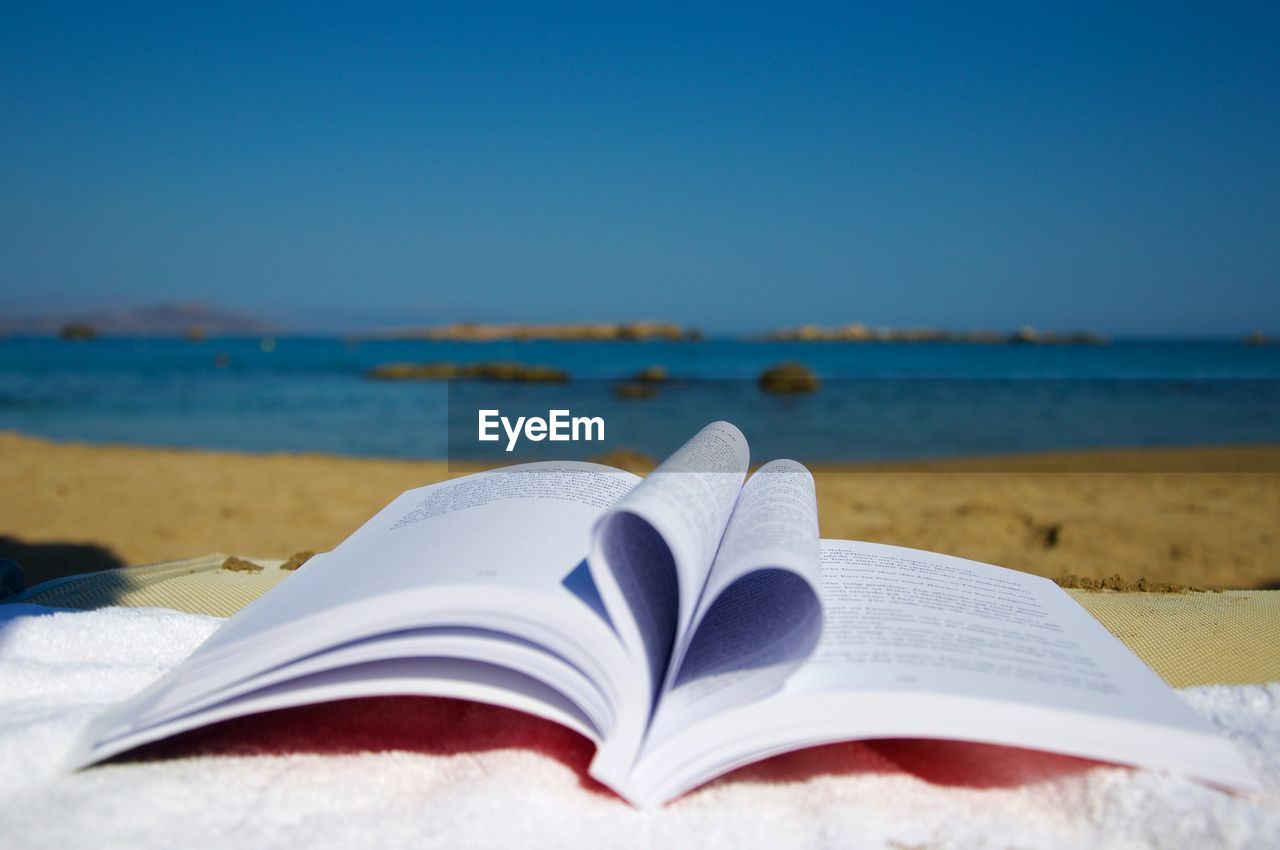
[644,459,822,747]
[79,461,643,766]
[586,421,749,776]
[624,540,1257,805]
[80,655,607,770]
[792,541,1204,722]
[587,422,749,694]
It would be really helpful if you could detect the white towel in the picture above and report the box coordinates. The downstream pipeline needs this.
[1,603,1277,849]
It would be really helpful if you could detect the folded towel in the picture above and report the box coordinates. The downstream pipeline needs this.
[2,604,1277,849]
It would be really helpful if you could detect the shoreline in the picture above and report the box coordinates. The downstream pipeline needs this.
[5,429,1280,472]
[2,430,1277,590]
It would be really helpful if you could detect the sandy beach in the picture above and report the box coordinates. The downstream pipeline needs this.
[2,430,1277,590]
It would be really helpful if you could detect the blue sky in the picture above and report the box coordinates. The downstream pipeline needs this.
[1,2,1277,334]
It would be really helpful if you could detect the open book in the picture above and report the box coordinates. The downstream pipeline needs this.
[74,422,1259,805]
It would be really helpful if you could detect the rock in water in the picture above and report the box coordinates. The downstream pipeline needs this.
[367,361,569,382]
[633,365,668,382]
[59,323,97,341]
[614,381,659,399]
[758,362,820,394]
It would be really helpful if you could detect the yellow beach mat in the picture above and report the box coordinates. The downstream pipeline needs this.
[10,554,293,618]
[1070,590,1280,688]
[8,554,1280,689]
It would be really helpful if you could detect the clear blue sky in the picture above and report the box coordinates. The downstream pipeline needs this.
[2,2,1277,334]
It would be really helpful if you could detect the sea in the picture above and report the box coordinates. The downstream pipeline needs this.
[2,336,1278,465]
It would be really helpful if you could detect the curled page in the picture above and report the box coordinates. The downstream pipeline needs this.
[586,421,749,776]
[644,459,823,749]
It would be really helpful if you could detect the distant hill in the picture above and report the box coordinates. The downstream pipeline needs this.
[0,302,278,337]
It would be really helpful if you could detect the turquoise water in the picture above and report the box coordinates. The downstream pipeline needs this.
[1,336,1278,462]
